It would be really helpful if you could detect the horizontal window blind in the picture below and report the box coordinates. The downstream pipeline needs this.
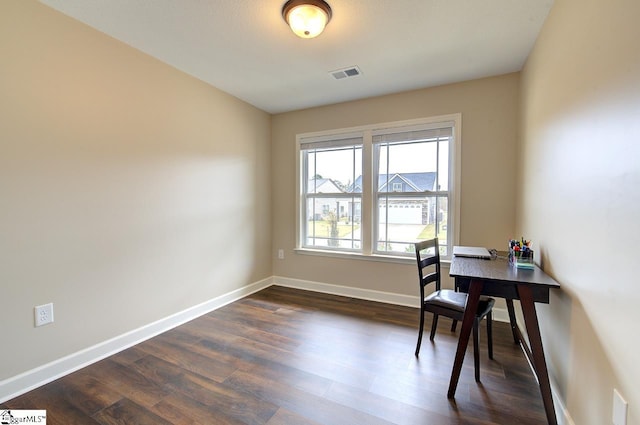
[372,126,452,145]
[299,136,363,151]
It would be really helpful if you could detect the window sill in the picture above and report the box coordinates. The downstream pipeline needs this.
[294,248,452,268]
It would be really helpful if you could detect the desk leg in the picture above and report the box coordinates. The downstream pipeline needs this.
[517,285,558,425]
[447,279,483,398]
[505,299,519,343]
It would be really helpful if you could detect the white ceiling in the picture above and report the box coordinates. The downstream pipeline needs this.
[40,0,554,114]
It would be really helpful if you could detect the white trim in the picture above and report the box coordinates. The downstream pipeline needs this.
[361,129,374,254]
[552,378,576,425]
[0,277,273,404]
[295,114,462,259]
[491,306,509,323]
[274,276,420,307]
[0,275,520,406]
[451,113,462,247]
[295,115,461,141]
[272,276,509,323]
[294,247,415,264]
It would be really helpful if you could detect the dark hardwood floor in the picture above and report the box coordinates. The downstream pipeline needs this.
[2,286,547,424]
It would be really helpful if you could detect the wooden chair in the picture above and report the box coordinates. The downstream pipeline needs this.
[414,238,495,382]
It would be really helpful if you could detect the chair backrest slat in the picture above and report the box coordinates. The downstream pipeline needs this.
[421,271,438,286]
[415,238,441,294]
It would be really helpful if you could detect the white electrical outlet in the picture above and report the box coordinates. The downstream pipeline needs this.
[278,249,284,259]
[34,303,54,327]
[613,388,627,425]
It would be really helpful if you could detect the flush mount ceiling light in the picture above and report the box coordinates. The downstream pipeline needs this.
[282,0,332,39]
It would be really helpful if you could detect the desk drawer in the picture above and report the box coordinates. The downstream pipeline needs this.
[455,277,550,304]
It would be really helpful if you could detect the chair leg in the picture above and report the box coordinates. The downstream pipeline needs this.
[415,308,425,356]
[473,318,480,382]
[506,299,519,344]
[487,311,493,360]
[429,314,439,340]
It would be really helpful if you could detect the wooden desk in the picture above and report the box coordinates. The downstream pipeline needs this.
[449,254,560,425]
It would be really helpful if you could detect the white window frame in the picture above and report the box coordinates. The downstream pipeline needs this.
[298,134,363,252]
[295,114,461,262]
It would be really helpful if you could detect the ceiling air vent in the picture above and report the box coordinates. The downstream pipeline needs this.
[330,66,362,80]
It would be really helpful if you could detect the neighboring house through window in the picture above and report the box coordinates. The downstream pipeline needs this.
[297,114,460,259]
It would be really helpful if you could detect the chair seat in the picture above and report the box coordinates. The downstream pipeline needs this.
[424,289,495,317]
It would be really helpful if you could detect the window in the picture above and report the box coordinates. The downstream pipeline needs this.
[300,136,363,250]
[374,125,452,255]
[297,115,460,259]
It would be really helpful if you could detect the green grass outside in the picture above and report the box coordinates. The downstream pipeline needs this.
[417,222,448,240]
[308,220,447,240]
[308,220,360,238]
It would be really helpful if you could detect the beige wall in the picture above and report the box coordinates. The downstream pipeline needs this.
[272,74,520,296]
[0,1,271,380]
[8,1,637,422]
[519,0,640,423]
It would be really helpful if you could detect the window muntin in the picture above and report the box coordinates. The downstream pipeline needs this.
[296,116,459,259]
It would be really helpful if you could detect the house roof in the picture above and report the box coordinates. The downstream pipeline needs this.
[307,178,343,194]
[350,172,437,193]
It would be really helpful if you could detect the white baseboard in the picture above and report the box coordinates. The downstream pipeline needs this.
[0,275,517,406]
[272,276,510,323]
[552,380,576,425]
[273,276,420,307]
[0,277,273,404]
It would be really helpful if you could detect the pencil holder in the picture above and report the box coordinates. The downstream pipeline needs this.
[508,247,534,263]
[508,238,533,268]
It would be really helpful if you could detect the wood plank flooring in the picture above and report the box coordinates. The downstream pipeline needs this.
[2,286,548,424]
